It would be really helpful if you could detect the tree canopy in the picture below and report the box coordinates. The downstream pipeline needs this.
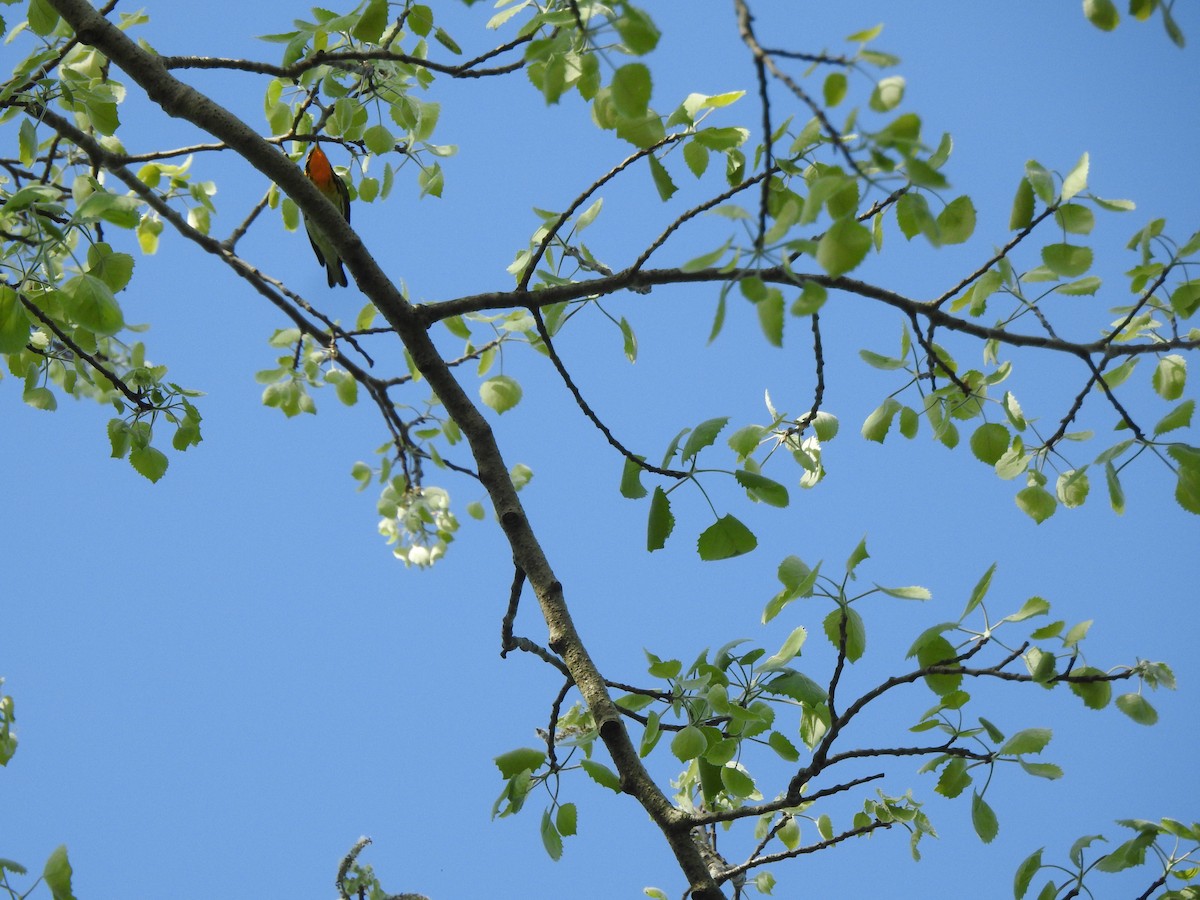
[2,2,1198,899]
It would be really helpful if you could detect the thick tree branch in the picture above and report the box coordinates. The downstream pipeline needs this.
[46,2,722,894]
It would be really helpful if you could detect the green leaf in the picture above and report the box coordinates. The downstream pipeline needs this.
[647,153,677,201]
[1153,400,1193,436]
[619,316,638,362]
[352,0,388,42]
[761,626,807,670]
[999,728,1052,756]
[822,607,866,661]
[1054,203,1095,235]
[480,375,522,413]
[1014,848,1044,899]
[1068,667,1112,709]
[1024,160,1056,204]
[1055,468,1090,508]
[862,397,902,443]
[671,724,707,761]
[1060,152,1089,201]
[1152,354,1186,400]
[970,423,1009,465]
[580,758,621,792]
[620,456,648,499]
[823,72,848,107]
[768,730,800,762]
[0,286,31,353]
[42,846,76,900]
[363,123,393,155]
[906,622,957,658]
[614,6,660,54]
[681,239,731,273]
[1115,693,1157,725]
[556,802,577,837]
[816,217,872,276]
[1041,243,1093,277]
[495,747,546,778]
[65,274,124,336]
[646,486,674,551]
[611,63,652,117]
[1083,0,1119,31]
[972,792,999,843]
[896,192,939,243]
[1020,760,1063,780]
[756,289,784,347]
[130,445,168,483]
[1009,178,1035,230]
[735,470,790,507]
[845,536,869,575]
[540,809,563,860]
[1003,596,1050,623]
[697,515,758,560]
[859,349,906,370]
[1016,485,1056,523]
[935,757,971,799]
[879,584,932,601]
[936,196,976,244]
[1054,275,1102,296]
[681,417,729,461]
[720,765,755,798]
[869,75,905,112]
[961,562,997,619]
[767,671,827,705]
[918,635,961,695]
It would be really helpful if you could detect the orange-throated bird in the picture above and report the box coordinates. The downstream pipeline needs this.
[303,144,351,288]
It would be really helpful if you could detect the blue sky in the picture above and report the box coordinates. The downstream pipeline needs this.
[3,2,1197,898]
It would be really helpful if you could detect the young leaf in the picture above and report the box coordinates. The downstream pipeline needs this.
[761,626,807,670]
[480,375,522,413]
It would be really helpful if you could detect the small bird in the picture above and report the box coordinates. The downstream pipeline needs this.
[303,144,351,288]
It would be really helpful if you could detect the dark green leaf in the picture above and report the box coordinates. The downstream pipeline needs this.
[646,486,674,551]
